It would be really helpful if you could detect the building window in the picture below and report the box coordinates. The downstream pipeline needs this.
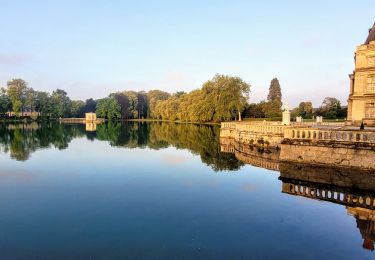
[369,56,375,67]
[367,75,375,93]
[365,102,375,118]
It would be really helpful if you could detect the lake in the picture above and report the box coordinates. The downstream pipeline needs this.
[0,122,373,259]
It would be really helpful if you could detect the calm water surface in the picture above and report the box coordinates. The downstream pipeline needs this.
[0,122,373,259]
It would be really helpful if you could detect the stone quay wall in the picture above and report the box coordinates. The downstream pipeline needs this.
[280,128,375,170]
[221,121,375,170]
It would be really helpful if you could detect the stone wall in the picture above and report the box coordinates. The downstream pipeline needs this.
[280,140,375,170]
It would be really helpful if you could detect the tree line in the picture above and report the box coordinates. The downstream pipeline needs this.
[0,79,97,118]
[0,75,347,122]
[0,74,250,122]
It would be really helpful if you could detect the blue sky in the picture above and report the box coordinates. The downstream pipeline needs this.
[0,0,374,107]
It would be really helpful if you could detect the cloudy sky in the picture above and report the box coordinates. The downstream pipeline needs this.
[0,0,374,107]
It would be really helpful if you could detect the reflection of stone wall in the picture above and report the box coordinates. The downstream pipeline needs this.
[220,137,280,171]
[235,151,279,171]
[279,162,375,190]
[279,162,375,251]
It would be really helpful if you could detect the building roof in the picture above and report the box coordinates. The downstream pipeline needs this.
[365,22,375,44]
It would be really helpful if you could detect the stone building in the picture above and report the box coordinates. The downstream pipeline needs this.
[85,113,97,122]
[347,22,375,126]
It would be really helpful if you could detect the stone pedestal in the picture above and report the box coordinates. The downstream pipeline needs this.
[282,110,291,125]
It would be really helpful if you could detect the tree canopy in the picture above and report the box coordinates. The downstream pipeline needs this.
[0,76,347,121]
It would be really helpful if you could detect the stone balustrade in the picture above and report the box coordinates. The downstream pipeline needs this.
[284,128,375,143]
[282,181,375,210]
[221,122,286,134]
[235,123,286,135]
[293,122,345,127]
[221,122,236,129]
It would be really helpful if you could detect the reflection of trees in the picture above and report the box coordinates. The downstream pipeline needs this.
[0,122,244,171]
[96,122,244,171]
[0,123,85,161]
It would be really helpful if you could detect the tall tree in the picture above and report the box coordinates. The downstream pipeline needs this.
[297,101,313,118]
[147,90,170,118]
[0,88,10,116]
[112,93,130,119]
[123,91,139,119]
[6,79,28,115]
[136,91,148,119]
[34,91,53,117]
[96,97,121,120]
[51,89,72,118]
[84,98,96,113]
[264,78,282,118]
[71,100,86,117]
[267,78,282,102]
[25,88,36,112]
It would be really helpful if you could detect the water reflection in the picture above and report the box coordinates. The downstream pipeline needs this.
[221,136,375,251]
[0,122,243,171]
[0,123,374,256]
[0,123,85,161]
[280,163,375,251]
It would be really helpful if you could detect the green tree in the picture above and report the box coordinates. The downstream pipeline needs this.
[123,91,139,119]
[84,98,96,113]
[136,91,148,119]
[7,79,28,116]
[264,78,282,118]
[297,101,313,119]
[0,87,10,117]
[25,88,36,112]
[244,102,266,118]
[34,91,53,117]
[51,89,72,118]
[111,93,130,119]
[71,100,85,117]
[201,74,250,121]
[267,78,282,102]
[152,74,250,122]
[316,97,343,119]
[96,97,121,120]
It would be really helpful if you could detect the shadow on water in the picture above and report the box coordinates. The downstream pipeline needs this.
[0,122,243,171]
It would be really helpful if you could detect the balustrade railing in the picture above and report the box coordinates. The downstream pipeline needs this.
[284,128,375,143]
[293,122,345,127]
[221,122,286,135]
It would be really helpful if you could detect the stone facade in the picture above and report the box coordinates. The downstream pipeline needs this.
[347,22,375,126]
[85,113,97,122]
